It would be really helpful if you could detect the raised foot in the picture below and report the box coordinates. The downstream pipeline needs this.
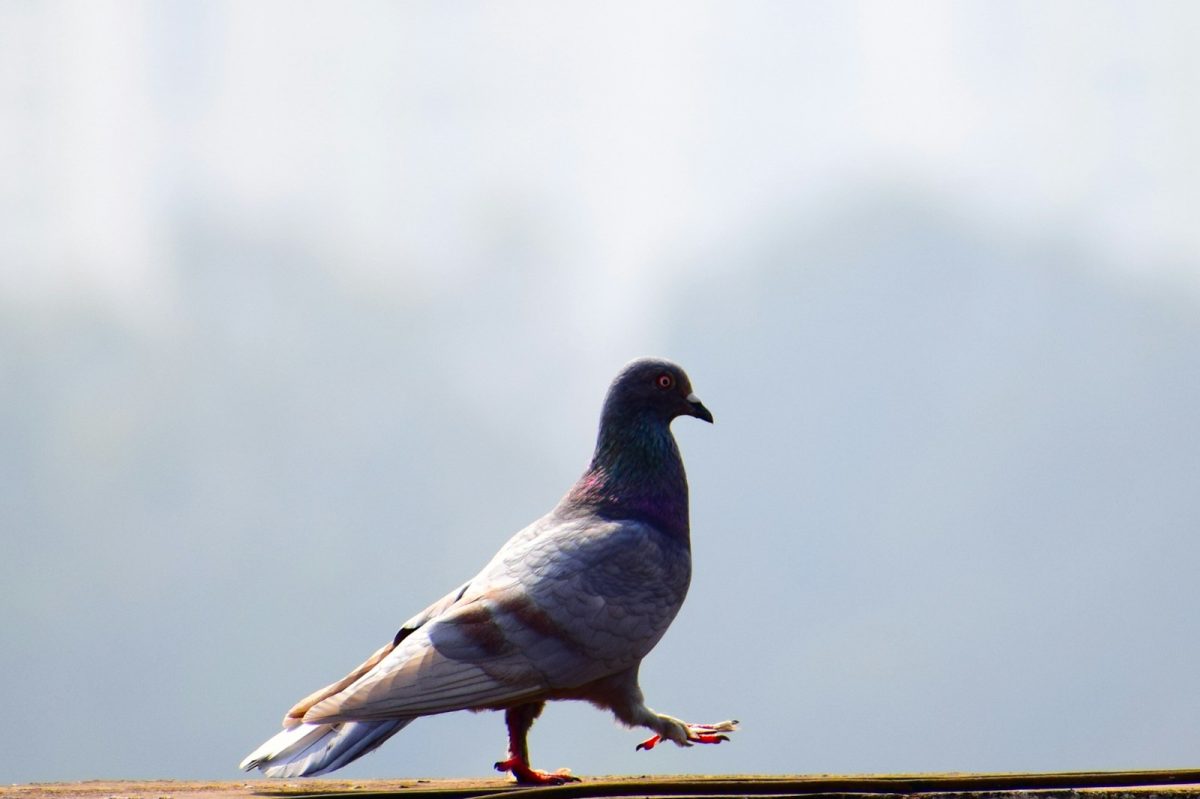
[494,756,581,785]
[636,719,740,752]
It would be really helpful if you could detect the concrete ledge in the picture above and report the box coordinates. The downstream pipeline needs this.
[7,771,1200,799]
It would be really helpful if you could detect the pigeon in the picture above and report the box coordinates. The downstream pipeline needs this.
[239,357,737,784]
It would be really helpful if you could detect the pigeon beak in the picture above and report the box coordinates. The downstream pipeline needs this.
[686,392,714,424]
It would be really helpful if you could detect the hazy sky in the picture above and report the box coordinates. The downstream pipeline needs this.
[3,1,1200,785]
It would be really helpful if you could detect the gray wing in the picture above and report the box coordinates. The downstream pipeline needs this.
[302,516,691,723]
[282,578,473,725]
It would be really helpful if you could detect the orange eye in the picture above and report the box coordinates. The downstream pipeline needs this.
[656,373,674,390]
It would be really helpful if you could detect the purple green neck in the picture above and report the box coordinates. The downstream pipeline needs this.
[562,411,691,540]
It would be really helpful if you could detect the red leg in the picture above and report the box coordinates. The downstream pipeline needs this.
[493,755,579,785]
[636,720,739,751]
[493,703,581,785]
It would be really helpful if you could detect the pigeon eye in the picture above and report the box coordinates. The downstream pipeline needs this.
[656,374,674,390]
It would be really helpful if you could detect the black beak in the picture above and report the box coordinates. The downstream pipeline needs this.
[687,393,714,424]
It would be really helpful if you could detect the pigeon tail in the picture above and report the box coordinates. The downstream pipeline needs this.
[240,718,413,777]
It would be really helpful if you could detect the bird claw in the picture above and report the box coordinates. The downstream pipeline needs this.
[636,719,739,751]
[494,757,581,785]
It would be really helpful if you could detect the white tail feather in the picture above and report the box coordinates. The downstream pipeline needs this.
[240,718,413,777]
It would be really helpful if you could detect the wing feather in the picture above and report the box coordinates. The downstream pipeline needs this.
[299,518,690,725]
[302,656,545,721]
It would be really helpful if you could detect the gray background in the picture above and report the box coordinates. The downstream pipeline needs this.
[3,1,1200,785]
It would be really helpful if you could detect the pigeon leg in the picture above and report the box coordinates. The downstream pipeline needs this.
[635,719,739,751]
[591,667,739,753]
[493,702,581,785]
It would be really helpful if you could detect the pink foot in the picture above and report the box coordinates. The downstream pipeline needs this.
[494,756,581,785]
[636,720,739,751]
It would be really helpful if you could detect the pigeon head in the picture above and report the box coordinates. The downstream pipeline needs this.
[600,357,714,427]
[562,358,710,540]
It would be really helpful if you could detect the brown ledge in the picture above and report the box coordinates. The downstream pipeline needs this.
[7,771,1200,799]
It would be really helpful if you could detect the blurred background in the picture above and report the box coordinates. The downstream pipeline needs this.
[3,0,1200,784]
